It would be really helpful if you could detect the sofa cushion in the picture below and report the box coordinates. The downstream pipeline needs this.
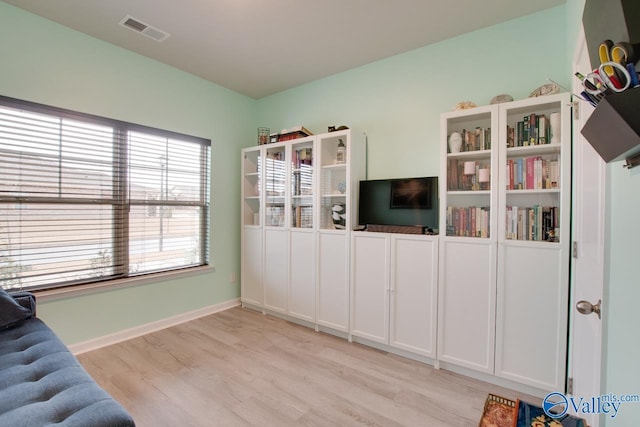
[0,318,135,427]
[0,288,31,329]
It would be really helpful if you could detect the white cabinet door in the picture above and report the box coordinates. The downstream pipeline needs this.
[317,232,349,332]
[495,244,567,391]
[289,230,315,322]
[438,239,496,373]
[351,233,390,344]
[264,229,288,313]
[390,235,438,357]
[241,227,263,307]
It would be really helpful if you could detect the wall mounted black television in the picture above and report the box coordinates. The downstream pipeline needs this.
[358,177,439,231]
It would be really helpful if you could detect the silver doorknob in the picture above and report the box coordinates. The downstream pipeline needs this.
[576,299,601,319]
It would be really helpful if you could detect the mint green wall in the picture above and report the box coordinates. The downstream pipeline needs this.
[0,2,254,344]
[604,165,640,424]
[566,0,586,63]
[256,6,569,180]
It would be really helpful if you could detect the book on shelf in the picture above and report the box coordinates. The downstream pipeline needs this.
[506,125,515,148]
[537,115,548,144]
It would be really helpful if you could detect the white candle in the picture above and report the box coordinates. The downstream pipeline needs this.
[464,161,476,175]
[479,168,490,183]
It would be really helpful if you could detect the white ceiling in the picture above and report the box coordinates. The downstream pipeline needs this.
[4,0,565,99]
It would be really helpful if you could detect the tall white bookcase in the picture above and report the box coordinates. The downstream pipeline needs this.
[495,94,571,391]
[240,129,365,332]
[438,93,571,392]
[438,104,500,374]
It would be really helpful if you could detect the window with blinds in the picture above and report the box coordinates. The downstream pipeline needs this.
[0,96,210,291]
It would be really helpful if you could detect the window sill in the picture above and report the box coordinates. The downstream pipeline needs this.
[34,265,216,303]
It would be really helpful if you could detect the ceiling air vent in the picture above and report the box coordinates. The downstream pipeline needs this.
[119,15,170,42]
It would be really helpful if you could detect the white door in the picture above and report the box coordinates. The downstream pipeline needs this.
[350,232,389,344]
[264,229,289,313]
[316,232,350,332]
[241,227,263,307]
[568,27,605,427]
[437,239,496,374]
[289,230,315,322]
[390,235,438,358]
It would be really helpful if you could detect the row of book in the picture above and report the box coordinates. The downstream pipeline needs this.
[506,113,550,147]
[506,157,559,190]
[445,206,490,238]
[445,205,560,241]
[505,205,559,242]
[457,127,492,152]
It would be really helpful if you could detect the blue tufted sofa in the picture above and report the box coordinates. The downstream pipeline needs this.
[0,289,135,427]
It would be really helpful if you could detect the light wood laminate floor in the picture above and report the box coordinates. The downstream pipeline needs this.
[78,307,538,427]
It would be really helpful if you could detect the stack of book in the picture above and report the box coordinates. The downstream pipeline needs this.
[276,125,313,142]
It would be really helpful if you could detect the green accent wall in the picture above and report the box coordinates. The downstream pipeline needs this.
[0,2,254,344]
[603,163,640,424]
[256,6,569,180]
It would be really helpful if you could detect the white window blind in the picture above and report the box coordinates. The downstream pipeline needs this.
[0,96,210,291]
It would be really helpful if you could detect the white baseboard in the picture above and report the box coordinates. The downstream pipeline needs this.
[69,298,241,355]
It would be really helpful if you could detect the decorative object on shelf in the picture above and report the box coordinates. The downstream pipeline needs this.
[549,112,561,144]
[528,82,560,98]
[463,161,476,175]
[337,180,346,194]
[336,139,346,163]
[258,127,269,145]
[448,132,463,153]
[454,101,477,110]
[331,203,346,229]
[464,161,476,191]
[479,168,490,190]
[490,94,513,104]
[328,125,350,132]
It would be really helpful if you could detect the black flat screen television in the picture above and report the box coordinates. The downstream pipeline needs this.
[358,177,438,230]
